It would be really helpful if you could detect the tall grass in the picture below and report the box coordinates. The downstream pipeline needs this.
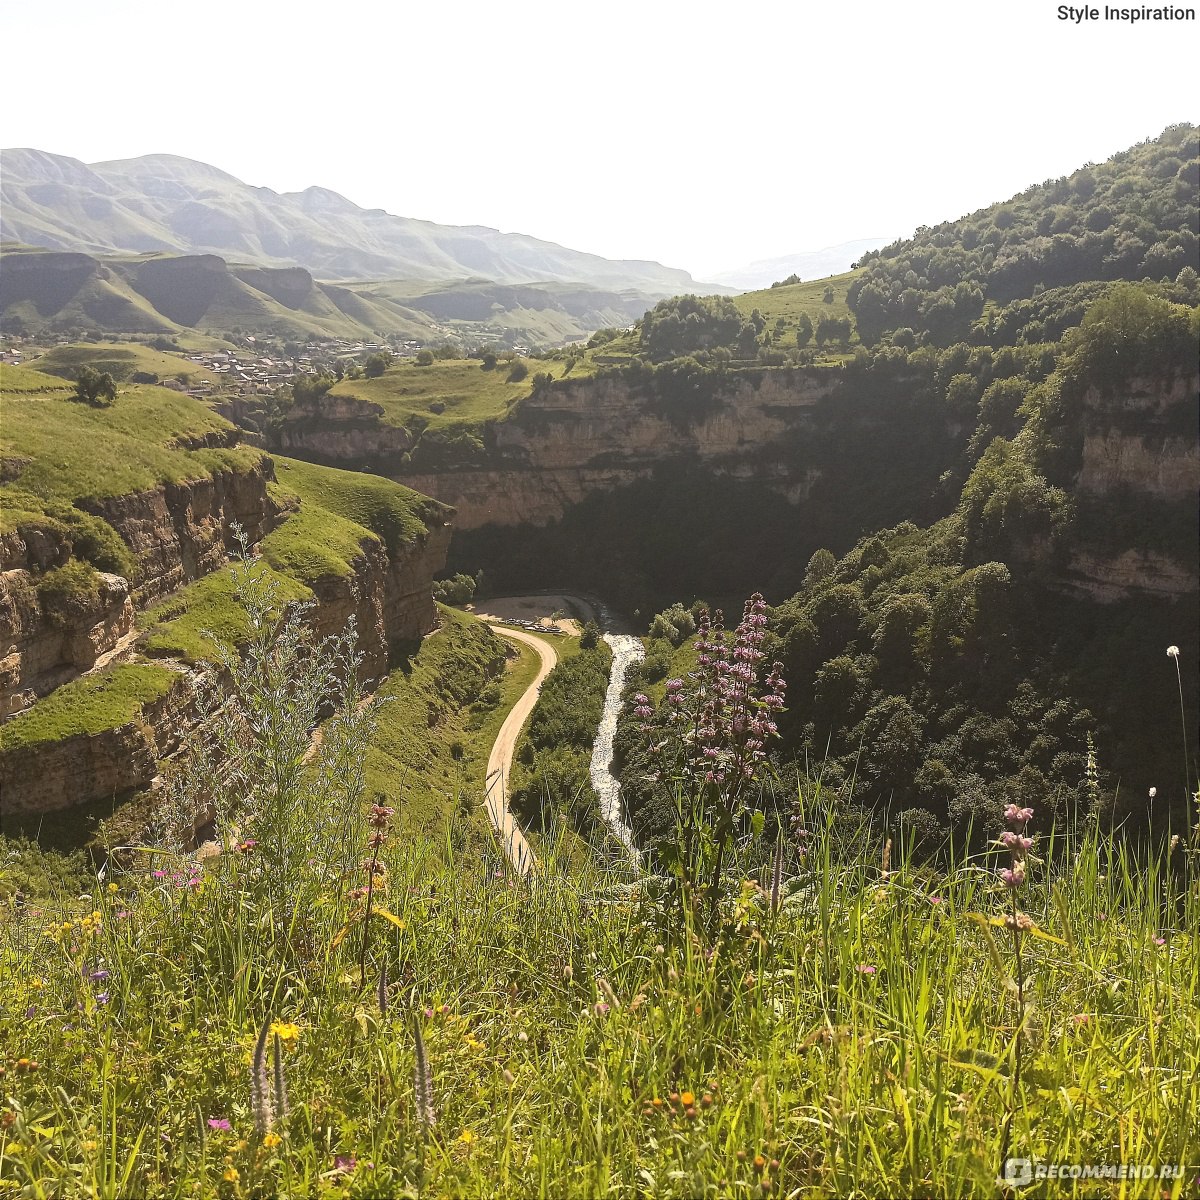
[1,586,1196,1197]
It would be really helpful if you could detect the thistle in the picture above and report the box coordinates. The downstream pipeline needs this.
[272,1033,289,1123]
[250,1015,291,1136]
[377,958,389,1019]
[251,1017,272,1136]
[769,834,784,915]
[413,1018,436,1134]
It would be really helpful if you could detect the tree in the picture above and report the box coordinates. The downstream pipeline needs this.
[415,349,434,366]
[823,286,835,304]
[795,313,814,348]
[363,351,393,378]
[72,366,117,407]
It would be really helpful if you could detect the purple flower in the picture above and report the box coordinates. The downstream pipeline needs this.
[594,1001,611,1016]
[207,1118,232,1131]
[95,992,110,1005]
[999,866,1025,889]
[152,870,167,879]
[88,969,110,982]
[333,1155,357,1173]
[1004,804,1034,826]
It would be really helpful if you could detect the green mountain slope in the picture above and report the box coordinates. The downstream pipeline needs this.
[0,246,661,348]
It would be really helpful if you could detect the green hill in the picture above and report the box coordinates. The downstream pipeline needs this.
[848,123,1199,345]
[0,246,666,349]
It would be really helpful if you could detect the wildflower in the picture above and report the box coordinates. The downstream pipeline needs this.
[680,1090,695,1107]
[107,882,118,894]
[754,1154,766,1170]
[594,1001,610,1017]
[856,964,877,975]
[1003,804,1035,826]
[1149,787,1157,799]
[237,839,258,853]
[333,1155,357,1173]
[152,870,167,880]
[263,1131,282,1148]
[95,992,110,1005]
[928,895,944,905]
[268,1021,300,1048]
[517,1030,529,1043]
[1167,645,1180,658]
[88,969,109,982]
[999,864,1026,889]
[457,1129,475,1145]
[1154,937,1166,946]
[413,1019,436,1133]
[702,1092,714,1108]
[223,1167,239,1182]
[597,978,620,1009]
[207,1118,232,1131]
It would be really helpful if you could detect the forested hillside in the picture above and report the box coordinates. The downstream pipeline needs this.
[848,122,1198,345]
[604,126,1199,852]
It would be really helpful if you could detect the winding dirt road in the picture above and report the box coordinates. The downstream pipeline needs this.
[484,626,558,876]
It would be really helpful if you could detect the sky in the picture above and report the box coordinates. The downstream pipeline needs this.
[3,0,1196,280]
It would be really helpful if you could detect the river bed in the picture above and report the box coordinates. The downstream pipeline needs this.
[589,632,644,857]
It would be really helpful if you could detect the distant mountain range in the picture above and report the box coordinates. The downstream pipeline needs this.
[0,148,721,296]
[0,245,667,348]
[709,239,889,291]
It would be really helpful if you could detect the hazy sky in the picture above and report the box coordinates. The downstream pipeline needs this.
[3,0,1196,279]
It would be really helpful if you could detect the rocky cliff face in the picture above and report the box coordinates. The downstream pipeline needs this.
[283,369,840,528]
[1065,369,1199,602]
[0,454,279,718]
[307,518,453,678]
[0,452,452,820]
[0,665,196,821]
[1076,372,1198,500]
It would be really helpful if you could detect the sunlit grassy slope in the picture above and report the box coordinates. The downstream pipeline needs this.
[29,342,218,384]
[328,358,579,432]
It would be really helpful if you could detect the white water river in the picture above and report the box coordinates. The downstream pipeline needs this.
[589,631,644,858]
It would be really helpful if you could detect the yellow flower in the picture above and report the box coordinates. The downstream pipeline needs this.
[268,1021,300,1047]
[107,883,119,894]
[457,1129,475,1145]
[223,1166,239,1182]
[263,1131,282,1148]
[680,1090,695,1107]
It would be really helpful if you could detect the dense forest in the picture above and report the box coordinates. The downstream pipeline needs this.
[596,125,1200,856]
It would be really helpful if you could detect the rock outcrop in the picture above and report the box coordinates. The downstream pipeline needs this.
[1,452,453,819]
[283,368,841,528]
[1,456,279,718]
[0,666,195,820]
[1064,369,1199,602]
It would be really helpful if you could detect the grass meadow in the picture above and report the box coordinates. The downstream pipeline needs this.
[1,573,1196,1198]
